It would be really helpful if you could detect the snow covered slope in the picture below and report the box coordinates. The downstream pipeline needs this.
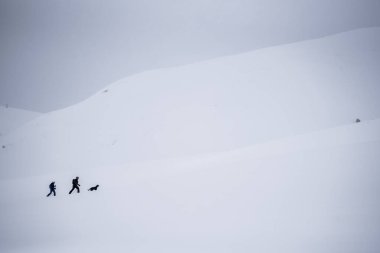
[0,106,41,136]
[0,118,379,253]
[0,28,379,252]
[1,28,380,178]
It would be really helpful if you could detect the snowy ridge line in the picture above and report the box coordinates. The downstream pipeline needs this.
[1,117,378,190]
[0,106,42,137]
[32,26,380,113]
[1,27,380,179]
[75,117,380,176]
[229,117,380,157]
[100,27,380,96]
[3,117,377,183]
[148,117,380,171]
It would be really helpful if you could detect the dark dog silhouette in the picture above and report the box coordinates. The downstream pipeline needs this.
[88,185,99,191]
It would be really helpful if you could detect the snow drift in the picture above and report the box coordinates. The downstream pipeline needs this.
[0,118,379,252]
[0,106,41,136]
[1,27,380,253]
[1,28,380,178]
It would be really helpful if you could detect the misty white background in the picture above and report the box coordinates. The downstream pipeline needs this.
[1,0,380,112]
[1,1,380,252]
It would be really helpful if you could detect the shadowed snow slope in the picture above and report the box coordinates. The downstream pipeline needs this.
[0,106,41,136]
[0,118,379,252]
[1,28,380,178]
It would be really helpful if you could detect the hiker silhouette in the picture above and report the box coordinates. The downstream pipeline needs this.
[69,177,80,194]
[47,181,56,197]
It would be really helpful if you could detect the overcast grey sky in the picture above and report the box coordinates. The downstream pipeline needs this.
[1,0,380,112]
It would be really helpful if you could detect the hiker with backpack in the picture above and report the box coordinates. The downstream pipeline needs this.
[47,181,56,197]
[69,177,81,194]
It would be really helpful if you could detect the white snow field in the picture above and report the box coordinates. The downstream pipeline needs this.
[0,106,41,136]
[0,27,380,252]
[1,28,380,178]
[0,119,379,253]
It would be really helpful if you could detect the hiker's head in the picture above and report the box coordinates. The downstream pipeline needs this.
[76,177,79,179]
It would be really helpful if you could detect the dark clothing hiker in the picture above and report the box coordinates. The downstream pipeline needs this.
[69,177,80,194]
[47,182,56,197]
